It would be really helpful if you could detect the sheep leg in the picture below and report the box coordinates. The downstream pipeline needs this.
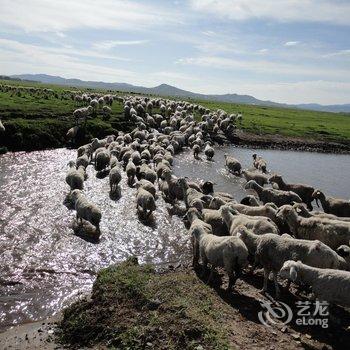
[261,268,269,294]
[273,271,280,299]
[206,266,214,284]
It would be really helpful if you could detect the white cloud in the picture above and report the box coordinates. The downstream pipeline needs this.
[0,0,181,33]
[0,39,136,82]
[323,49,350,58]
[236,80,350,105]
[93,40,149,51]
[190,0,350,26]
[177,56,350,81]
[284,41,300,46]
[258,49,269,54]
[0,38,131,62]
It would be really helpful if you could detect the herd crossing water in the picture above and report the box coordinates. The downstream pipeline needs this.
[0,146,349,330]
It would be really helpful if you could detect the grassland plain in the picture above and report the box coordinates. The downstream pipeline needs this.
[0,79,132,151]
[1,79,350,152]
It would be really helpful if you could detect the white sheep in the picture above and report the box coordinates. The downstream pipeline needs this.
[126,158,136,186]
[71,189,102,234]
[276,205,350,250]
[221,205,279,236]
[76,154,89,169]
[245,180,302,207]
[136,187,156,219]
[204,142,214,160]
[312,189,350,217]
[224,154,241,175]
[65,161,85,191]
[135,179,156,198]
[242,170,268,187]
[109,166,122,194]
[66,126,79,141]
[237,227,350,298]
[94,149,110,172]
[279,260,350,308]
[188,208,248,290]
[0,119,5,132]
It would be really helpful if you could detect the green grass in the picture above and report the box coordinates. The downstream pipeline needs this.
[58,257,231,349]
[195,100,350,142]
[0,79,131,151]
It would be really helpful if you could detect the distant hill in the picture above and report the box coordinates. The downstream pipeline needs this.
[8,74,350,113]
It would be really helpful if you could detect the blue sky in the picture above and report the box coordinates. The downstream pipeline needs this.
[1,0,349,104]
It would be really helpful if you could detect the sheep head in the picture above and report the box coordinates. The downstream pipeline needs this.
[279,260,301,281]
[311,189,325,207]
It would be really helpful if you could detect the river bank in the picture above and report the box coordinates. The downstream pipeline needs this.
[2,124,350,154]
[2,258,348,350]
[232,130,350,154]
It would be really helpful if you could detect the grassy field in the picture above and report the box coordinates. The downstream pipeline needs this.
[58,258,231,349]
[196,100,350,142]
[0,79,130,151]
[1,78,350,152]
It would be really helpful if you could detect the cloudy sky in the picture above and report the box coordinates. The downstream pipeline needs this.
[1,0,350,104]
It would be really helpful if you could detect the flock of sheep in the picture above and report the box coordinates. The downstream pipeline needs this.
[61,92,350,318]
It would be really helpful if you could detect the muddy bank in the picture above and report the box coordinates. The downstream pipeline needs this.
[0,316,61,350]
[232,130,350,154]
[51,258,350,349]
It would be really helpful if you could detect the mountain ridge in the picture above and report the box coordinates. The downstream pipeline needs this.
[8,74,350,113]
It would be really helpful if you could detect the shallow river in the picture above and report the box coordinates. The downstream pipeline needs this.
[0,146,349,330]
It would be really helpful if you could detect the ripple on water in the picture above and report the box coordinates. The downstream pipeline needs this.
[0,148,190,330]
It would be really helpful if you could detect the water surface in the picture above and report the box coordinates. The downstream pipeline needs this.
[0,146,349,330]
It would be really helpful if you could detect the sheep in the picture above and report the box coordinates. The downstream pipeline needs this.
[126,158,137,186]
[252,154,267,173]
[135,179,156,198]
[65,161,85,191]
[269,174,314,210]
[202,208,230,236]
[178,178,209,211]
[211,199,279,224]
[276,205,350,250]
[192,144,201,159]
[91,138,107,152]
[109,166,122,194]
[312,189,350,217]
[76,154,89,169]
[188,208,248,290]
[94,149,110,172]
[204,142,214,160]
[137,163,157,184]
[136,187,156,219]
[221,206,279,236]
[240,195,260,207]
[279,260,350,308]
[245,180,302,207]
[71,189,102,234]
[77,143,92,158]
[201,181,234,201]
[0,119,5,132]
[237,227,350,298]
[242,170,268,187]
[293,203,350,222]
[66,126,79,141]
[224,154,241,175]
[160,168,183,202]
